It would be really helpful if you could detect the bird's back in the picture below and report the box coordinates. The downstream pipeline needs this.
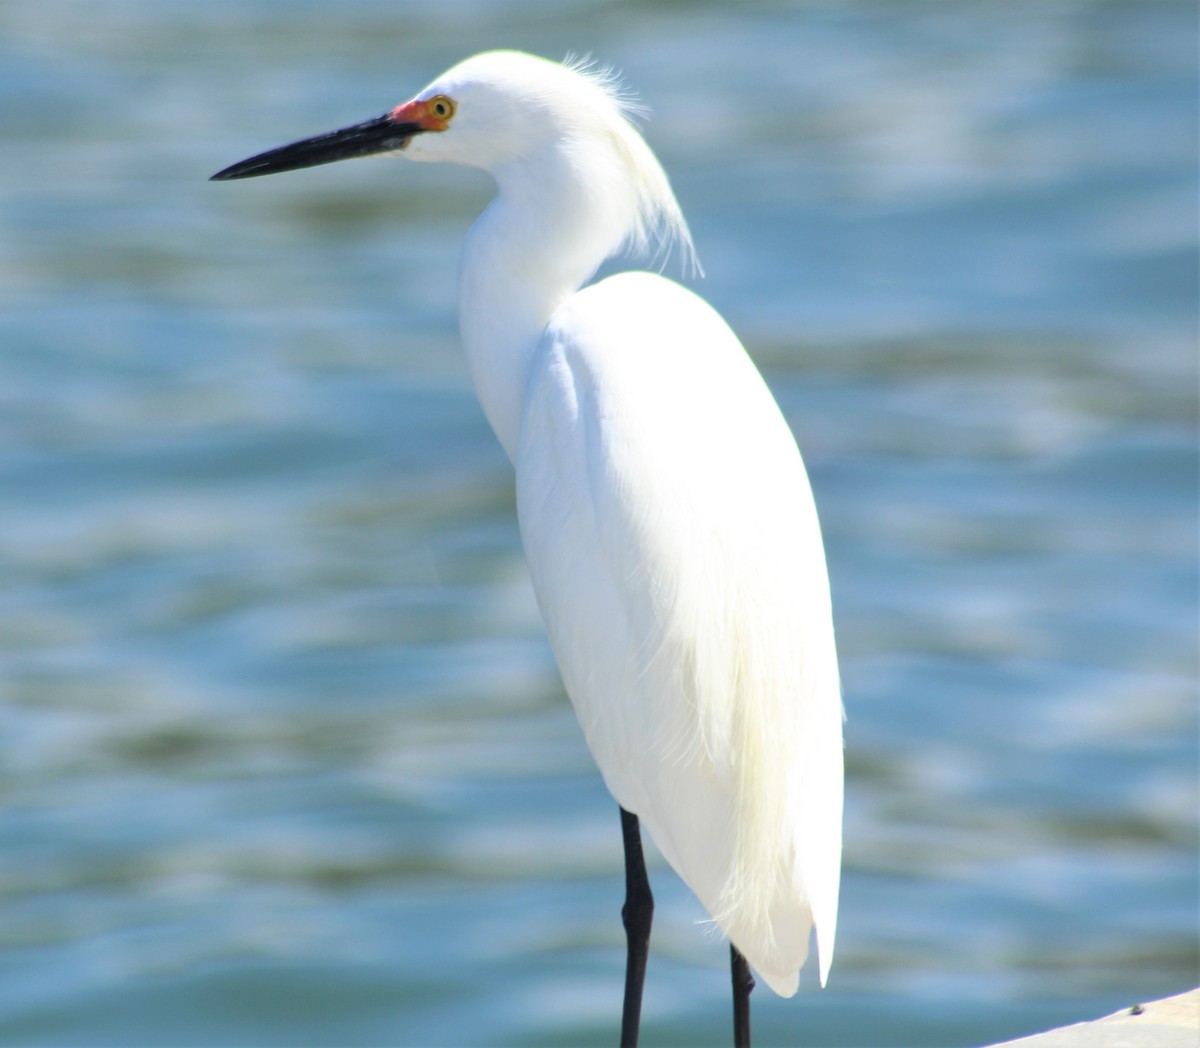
[515,270,842,995]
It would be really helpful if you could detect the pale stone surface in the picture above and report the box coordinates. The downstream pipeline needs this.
[986,988,1199,1048]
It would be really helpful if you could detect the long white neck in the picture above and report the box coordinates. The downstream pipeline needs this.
[457,140,637,461]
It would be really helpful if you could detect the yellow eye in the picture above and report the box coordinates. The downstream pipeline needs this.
[429,95,456,121]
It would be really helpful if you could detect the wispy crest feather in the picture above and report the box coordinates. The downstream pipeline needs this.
[560,55,703,277]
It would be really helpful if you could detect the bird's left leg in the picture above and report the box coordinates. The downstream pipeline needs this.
[619,807,654,1048]
[731,943,754,1048]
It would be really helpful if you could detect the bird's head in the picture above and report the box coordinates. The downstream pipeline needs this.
[396,51,615,170]
[211,50,697,273]
[211,51,616,179]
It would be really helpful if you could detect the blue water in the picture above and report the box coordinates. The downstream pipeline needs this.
[1,2,1196,1046]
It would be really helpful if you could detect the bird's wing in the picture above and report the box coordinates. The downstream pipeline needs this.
[515,271,842,994]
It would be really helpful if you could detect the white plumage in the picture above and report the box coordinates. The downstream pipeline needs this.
[520,272,842,994]
[213,47,843,1004]
[436,52,843,994]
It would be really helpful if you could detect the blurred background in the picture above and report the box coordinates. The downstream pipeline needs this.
[0,1,1196,1045]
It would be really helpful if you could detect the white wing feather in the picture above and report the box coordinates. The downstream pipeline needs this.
[516,271,843,995]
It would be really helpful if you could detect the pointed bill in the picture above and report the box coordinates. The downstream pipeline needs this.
[210,113,424,181]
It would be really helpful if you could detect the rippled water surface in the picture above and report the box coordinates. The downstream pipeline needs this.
[1,2,1196,1045]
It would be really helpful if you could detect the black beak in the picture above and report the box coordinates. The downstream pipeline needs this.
[210,114,424,181]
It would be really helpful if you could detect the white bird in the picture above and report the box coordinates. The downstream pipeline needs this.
[213,50,843,1046]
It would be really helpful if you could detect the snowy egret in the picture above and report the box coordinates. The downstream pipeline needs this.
[213,50,843,1047]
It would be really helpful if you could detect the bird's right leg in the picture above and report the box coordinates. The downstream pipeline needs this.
[619,807,654,1048]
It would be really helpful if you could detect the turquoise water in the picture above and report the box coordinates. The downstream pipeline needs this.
[1,2,1196,1045]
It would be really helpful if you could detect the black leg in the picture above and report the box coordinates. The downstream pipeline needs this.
[619,807,654,1048]
[731,944,754,1048]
